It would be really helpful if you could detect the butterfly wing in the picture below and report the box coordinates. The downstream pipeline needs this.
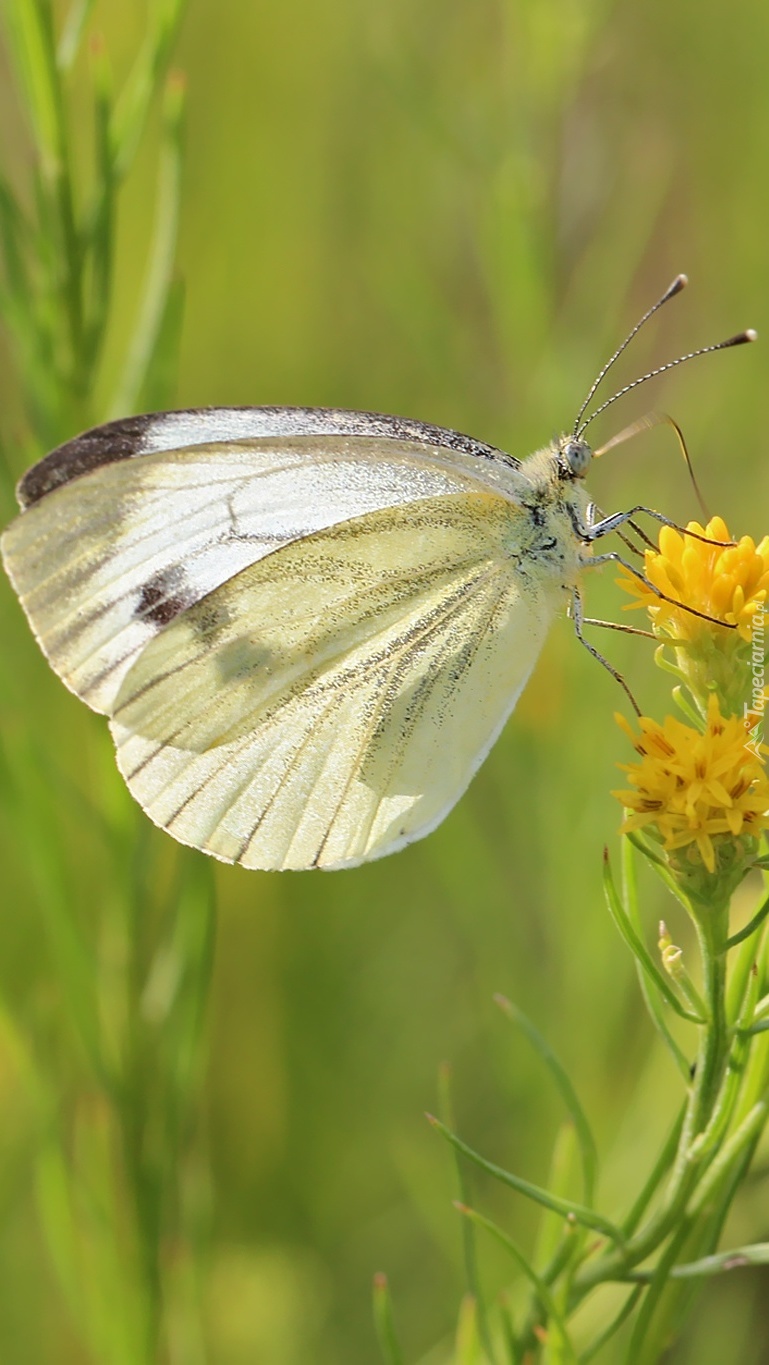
[111,492,557,870]
[1,408,528,714]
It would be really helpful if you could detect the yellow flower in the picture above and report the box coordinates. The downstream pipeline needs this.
[613,695,769,876]
[617,516,769,715]
[618,516,769,641]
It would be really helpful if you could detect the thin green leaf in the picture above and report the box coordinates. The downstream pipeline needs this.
[619,1147,766,1365]
[515,1222,581,1365]
[604,849,703,1024]
[727,917,767,1027]
[617,842,699,1081]
[746,990,769,1021]
[625,830,669,872]
[580,1285,643,1363]
[621,1104,686,1238]
[726,888,769,949]
[624,1242,769,1281]
[494,995,597,1206]
[694,952,762,1157]
[623,1214,692,1363]
[671,681,705,729]
[532,1124,581,1275]
[730,945,769,1120]
[688,1103,768,1214]
[622,1101,768,1360]
[625,831,693,914]
[109,70,185,416]
[372,1274,405,1365]
[457,1205,577,1365]
[496,1293,521,1365]
[427,1116,624,1245]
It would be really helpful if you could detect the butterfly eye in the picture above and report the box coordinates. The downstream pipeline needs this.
[560,438,592,478]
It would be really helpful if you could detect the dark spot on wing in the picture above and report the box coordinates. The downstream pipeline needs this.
[135,566,194,628]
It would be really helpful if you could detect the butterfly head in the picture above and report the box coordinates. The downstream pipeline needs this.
[557,435,592,480]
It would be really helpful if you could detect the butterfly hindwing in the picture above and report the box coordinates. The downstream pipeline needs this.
[111,493,555,870]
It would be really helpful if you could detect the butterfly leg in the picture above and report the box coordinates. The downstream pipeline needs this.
[570,588,641,714]
[584,550,738,631]
[579,617,654,640]
[583,505,733,548]
[583,501,655,551]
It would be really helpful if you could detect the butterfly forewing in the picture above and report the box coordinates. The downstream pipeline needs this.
[111,493,555,870]
[1,414,529,716]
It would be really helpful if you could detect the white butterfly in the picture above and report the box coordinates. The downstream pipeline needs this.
[0,280,753,870]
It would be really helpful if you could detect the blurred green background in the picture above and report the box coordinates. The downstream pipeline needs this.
[1,1,768,1361]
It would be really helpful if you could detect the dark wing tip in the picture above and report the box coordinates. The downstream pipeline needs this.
[17,414,159,509]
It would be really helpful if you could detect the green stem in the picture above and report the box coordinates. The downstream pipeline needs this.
[668,913,729,1170]
[572,904,732,1298]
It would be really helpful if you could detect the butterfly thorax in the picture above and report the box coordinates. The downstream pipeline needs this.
[505,436,594,594]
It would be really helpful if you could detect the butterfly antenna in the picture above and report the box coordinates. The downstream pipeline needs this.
[571,274,688,436]
[577,329,757,438]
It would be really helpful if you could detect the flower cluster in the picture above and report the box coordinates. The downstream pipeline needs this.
[614,696,769,895]
[614,516,769,904]
[617,517,769,716]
